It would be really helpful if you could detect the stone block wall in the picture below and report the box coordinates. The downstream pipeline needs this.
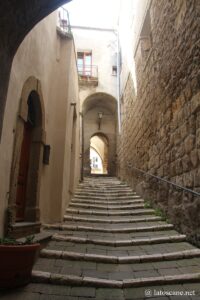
[118,0,200,243]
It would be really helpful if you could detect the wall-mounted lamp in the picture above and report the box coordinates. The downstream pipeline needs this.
[98,112,103,130]
[43,145,51,165]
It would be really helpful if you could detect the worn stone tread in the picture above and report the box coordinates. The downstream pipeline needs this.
[40,248,200,264]
[52,234,186,246]
[64,215,163,224]
[44,223,174,233]
[66,208,155,216]
[73,195,140,201]
[71,199,144,205]
[69,203,145,210]
[32,270,200,288]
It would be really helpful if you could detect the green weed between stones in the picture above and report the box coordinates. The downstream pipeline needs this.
[144,200,151,209]
[154,207,167,220]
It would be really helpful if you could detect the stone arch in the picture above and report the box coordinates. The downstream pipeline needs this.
[90,132,109,174]
[82,92,117,115]
[7,76,46,237]
[82,92,117,176]
[0,0,72,138]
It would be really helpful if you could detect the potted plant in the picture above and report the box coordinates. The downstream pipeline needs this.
[0,235,40,289]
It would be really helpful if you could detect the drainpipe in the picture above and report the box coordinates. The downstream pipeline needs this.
[116,27,121,134]
[80,112,84,181]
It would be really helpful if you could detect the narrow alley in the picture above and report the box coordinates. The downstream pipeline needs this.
[0,0,200,299]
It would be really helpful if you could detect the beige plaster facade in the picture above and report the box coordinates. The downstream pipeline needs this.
[69,28,118,176]
[72,28,118,103]
[0,11,80,237]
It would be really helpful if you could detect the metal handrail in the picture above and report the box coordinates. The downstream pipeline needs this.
[77,64,98,78]
[58,7,71,34]
[127,163,200,197]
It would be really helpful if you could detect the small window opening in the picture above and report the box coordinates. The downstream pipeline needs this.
[112,66,117,76]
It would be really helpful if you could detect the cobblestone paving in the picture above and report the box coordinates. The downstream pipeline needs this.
[2,177,200,299]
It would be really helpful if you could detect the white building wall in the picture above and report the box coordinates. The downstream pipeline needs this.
[72,28,118,105]
[119,0,151,94]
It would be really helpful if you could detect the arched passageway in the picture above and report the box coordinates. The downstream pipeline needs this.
[90,133,109,175]
[0,0,72,138]
[82,92,117,176]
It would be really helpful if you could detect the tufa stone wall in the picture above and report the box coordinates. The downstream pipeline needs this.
[118,0,200,244]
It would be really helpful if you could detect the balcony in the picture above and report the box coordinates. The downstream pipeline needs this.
[57,7,72,39]
[78,65,98,87]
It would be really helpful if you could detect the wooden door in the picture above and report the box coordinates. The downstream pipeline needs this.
[16,122,32,221]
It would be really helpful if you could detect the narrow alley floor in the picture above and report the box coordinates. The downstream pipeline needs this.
[1,177,200,300]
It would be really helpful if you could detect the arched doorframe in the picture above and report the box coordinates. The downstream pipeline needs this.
[81,92,117,177]
[90,132,109,175]
[7,76,46,236]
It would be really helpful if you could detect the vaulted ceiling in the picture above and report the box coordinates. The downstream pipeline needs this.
[82,93,117,115]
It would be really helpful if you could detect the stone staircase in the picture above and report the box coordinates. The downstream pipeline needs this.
[32,177,200,299]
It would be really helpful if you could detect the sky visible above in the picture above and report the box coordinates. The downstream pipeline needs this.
[64,0,120,29]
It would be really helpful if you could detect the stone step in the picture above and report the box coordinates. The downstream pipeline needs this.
[17,231,52,245]
[44,223,174,233]
[82,179,122,182]
[80,189,130,191]
[66,208,155,216]
[77,186,131,190]
[52,233,186,246]
[53,230,180,240]
[33,176,200,294]
[64,215,162,224]
[69,203,145,210]
[71,199,144,205]
[40,248,200,264]
[32,270,200,288]
[74,194,139,199]
[75,189,135,197]
[76,190,134,194]
[46,240,194,258]
[75,190,135,195]
[82,182,125,184]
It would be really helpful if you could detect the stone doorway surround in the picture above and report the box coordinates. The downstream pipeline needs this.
[6,76,46,238]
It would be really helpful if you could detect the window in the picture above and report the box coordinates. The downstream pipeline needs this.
[77,51,92,76]
[112,66,117,76]
[57,7,71,35]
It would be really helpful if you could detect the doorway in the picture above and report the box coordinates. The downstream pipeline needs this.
[90,134,108,175]
[16,121,33,221]
[69,107,77,194]
[7,77,45,237]
[15,92,42,221]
